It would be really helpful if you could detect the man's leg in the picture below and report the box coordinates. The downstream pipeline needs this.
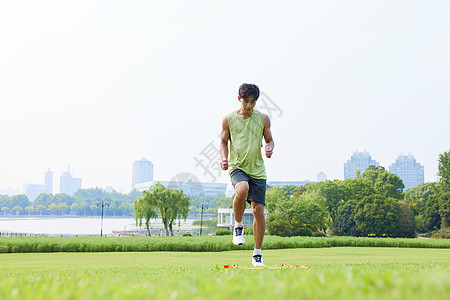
[251,201,265,249]
[232,181,248,245]
[233,181,249,223]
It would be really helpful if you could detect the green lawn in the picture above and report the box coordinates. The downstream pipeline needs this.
[0,248,449,299]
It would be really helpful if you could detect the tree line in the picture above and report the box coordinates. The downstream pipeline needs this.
[265,150,450,238]
[0,188,141,217]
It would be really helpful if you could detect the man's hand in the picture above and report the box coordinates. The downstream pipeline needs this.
[220,159,229,170]
[265,145,273,158]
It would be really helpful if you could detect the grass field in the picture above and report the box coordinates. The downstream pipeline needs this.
[0,247,448,299]
[2,235,449,253]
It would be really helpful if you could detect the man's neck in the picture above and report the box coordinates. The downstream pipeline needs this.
[237,109,253,119]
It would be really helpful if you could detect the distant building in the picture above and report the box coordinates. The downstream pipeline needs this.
[44,168,53,194]
[344,151,379,179]
[60,168,82,196]
[267,180,314,187]
[135,180,227,198]
[217,208,268,229]
[317,172,327,182]
[25,184,44,202]
[0,186,21,196]
[389,154,424,190]
[132,157,154,190]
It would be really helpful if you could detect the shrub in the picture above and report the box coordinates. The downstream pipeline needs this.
[192,219,218,228]
[182,232,192,237]
[215,228,231,236]
[244,227,254,235]
[312,231,326,237]
[431,227,450,239]
[292,228,312,237]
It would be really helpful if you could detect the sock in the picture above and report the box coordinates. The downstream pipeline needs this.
[253,248,261,256]
[235,221,243,227]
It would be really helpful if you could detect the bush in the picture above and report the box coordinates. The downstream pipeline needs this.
[192,219,218,228]
[182,232,192,237]
[329,228,345,236]
[292,228,313,237]
[431,227,450,239]
[312,231,326,237]
[214,228,231,236]
[244,227,254,235]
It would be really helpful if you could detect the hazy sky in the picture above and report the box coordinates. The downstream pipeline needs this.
[1,1,449,194]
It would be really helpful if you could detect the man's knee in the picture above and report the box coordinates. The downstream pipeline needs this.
[235,181,249,199]
[251,202,264,216]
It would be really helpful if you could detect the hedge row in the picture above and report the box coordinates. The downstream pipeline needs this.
[0,236,449,253]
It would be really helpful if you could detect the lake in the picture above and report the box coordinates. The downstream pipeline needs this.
[0,216,200,236]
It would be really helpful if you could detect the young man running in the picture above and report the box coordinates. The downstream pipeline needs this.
[219,83,274,267]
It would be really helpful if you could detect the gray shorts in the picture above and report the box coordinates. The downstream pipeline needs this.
[230,169,266,205]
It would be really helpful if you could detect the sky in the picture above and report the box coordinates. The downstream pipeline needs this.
[1,1,449,194]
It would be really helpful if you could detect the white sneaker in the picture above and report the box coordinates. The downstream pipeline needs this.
[252,254,265,267]
[232,226,245,245]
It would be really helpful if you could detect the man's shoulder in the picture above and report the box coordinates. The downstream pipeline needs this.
[226,110,238,120]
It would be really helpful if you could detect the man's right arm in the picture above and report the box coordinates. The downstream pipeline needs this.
[219,116,230,170]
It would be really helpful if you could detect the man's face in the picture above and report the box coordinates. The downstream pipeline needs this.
[238,94,257,113]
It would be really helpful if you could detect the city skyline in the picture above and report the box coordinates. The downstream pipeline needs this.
[1,150,431,197]
[1,1,449,193]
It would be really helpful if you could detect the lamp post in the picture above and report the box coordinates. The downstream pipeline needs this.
[96,202,109,236]
[200,204,208,236]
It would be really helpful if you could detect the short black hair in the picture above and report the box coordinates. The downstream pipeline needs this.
[238,83,260,100]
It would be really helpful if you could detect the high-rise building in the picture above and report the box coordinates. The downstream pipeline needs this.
[317,172,327,182]
[60,168,82,196]
[267,180,314,187]
[132,157,154,190]
[25,184,44,202]
[344,151,379,179]
[44,168,53,194]
[389,154,424,190]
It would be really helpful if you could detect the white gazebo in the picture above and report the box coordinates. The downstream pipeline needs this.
[217,208,267,229]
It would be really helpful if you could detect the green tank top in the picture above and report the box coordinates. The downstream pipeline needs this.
[227,109,266,179]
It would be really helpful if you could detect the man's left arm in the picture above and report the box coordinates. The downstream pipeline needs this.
[263,114,274,158]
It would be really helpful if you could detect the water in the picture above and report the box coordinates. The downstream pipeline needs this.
[0,217,198,236]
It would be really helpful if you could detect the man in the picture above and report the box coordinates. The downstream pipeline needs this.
[219,83,274,267]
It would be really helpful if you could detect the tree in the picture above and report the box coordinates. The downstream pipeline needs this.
[341,178,376,203]
[216,195,233,209]
[166,189,190,236]
[333,200,359,236]
[265,186,289,213]
[266,195,327,236]
[0,195,10,209]
[292,185,307,197]
[35,204,47,215]
[266,212,294,237]
[58,202,70,215]
[10,195,31,209]
[70,203,80,215]
[48,203,58,215]
[279,184,298,196]
[404,182,437,216]
[438,192,450,228]
[12,206,23,215]
[2,207,9,216]
[437,150,450,190]
[135,192,158,235]
[25,206,34,215]
[33,193,54,207]
[423,195,441,231]
[315,180,346,223]
[54,194,75,206]
[135,183,190,236]
[362,166,404,199]
[395,201,415,238]
[354,194,401,237]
